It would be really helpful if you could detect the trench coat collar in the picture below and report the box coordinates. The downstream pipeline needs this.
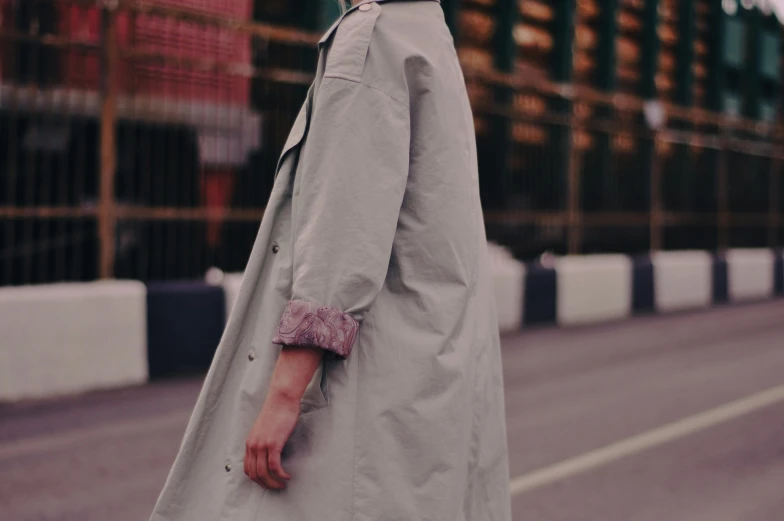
[318,0,442,48]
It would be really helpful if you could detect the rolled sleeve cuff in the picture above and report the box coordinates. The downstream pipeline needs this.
[272,299,359,358]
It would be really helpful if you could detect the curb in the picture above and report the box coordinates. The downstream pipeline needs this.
[1,245,783,401]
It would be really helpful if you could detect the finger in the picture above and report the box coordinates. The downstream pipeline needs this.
[247,448,259,483]
[256,447,285,490]
[268,446,291,482]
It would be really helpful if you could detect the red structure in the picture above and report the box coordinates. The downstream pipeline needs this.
[0,0,260,265]
[2,0,252,103]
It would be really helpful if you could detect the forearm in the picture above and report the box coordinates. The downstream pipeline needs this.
[268,346,325,403]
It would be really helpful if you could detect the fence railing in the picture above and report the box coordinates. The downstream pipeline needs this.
[0,0,782,287]
[464,62,783,257]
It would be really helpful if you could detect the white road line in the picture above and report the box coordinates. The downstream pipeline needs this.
[0,411,192,461]
[509,383,784,496]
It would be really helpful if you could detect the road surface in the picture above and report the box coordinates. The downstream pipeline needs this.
[1,300,783,521]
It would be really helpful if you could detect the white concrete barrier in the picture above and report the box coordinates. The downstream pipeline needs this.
[206,268,245,318]
[725,249,775,302]
[0,281,147,402]
[556,254,633,326]
[651,250,713,313]
[487,242,525,333]
[222,273,245,317]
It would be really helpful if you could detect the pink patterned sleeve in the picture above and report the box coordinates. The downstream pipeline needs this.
[272,299,360,358]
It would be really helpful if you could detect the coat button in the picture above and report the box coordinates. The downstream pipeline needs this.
[272,244,280,254]
[358,3,372,11]
[248,351,255,361]
[225,463,232,472]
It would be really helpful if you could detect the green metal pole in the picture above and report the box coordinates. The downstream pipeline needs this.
[492,0,516,72]
[708,3,729,248]
[440,0,461,38]
[595,0,618,92]
[639,0,660,99]
[707,3,726,113]
[481,0,516,210]
[675,1,695,106]
[551,0,575,83]
[550,0,579,250]
[589,0,617,212]
[743,7,762,120]
[669,1,695,213]
[320,0,344,30]
[639,0,660,216]
[551,0,575,212]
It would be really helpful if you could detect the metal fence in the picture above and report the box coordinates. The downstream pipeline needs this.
[0,0,782,287]
[468,64,784,258]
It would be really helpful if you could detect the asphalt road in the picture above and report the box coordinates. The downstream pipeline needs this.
[1,300,783,521]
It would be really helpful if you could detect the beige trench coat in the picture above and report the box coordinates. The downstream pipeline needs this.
[148,1,511,519]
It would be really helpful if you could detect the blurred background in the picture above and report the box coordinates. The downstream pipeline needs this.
[0,0,782,286]
[1,1,784,521]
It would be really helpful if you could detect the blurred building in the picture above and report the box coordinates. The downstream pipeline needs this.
[267,1,784,255]
[450,0,784,254]
[0,0,259,283]
[0,0,783,287]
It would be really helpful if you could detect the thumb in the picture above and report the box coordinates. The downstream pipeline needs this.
[268,446,292,481]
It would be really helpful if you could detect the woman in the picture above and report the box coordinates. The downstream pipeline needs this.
[148,1,511,520]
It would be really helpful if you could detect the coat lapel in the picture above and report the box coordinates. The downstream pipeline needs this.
[273,83,313,182]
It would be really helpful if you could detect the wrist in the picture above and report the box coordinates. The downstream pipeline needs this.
[267,380,304,407]
[265,344,325,409]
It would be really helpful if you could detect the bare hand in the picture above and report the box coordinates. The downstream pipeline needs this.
[244,391,299,490]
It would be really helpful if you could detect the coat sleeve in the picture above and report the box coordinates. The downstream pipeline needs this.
[271,77,410,359]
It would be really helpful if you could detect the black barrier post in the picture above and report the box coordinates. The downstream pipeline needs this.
[146,282,227,378]
[632,255,655,314]
[523,263,558,326]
